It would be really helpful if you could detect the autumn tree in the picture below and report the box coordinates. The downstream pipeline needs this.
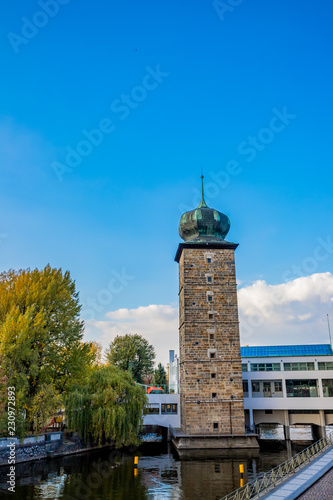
[0,265,97,434]
[105,334,155,384]
[66,365,148,447]
[88,341,104,367]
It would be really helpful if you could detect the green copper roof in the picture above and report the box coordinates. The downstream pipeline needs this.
[178,176,231,242]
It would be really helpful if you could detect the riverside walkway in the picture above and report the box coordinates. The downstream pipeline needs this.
[298,466,333,499]
[261,447,333,499]
[220,432,333,500]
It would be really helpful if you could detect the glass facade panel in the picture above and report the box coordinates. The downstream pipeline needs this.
[251,363,280,372]
[284,362,315,371]
[289,410,319,414]
[241,364,248,372]
[249,380,282,398]
[274,381,282,392]
[147,404,159,414]
[318,362,333,370]
[252,382,260,392]
[242,381,248,396]
[263,382,271,393]
[241,345,333,357]
[161,404,178,414]
[286,379,318,397]
[322,379,333,397]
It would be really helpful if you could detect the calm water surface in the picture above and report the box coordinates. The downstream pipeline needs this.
[0,442,304,500]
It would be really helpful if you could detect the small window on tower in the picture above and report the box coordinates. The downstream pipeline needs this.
[210,333,214,340]
[208,295,212,302]
[210,352,215,359]
[211,373,216,379]
[209,313,213,320]
[207,258,211,263]
[212,392,217,398]
[207,276,212,282]
[213,422,219,430]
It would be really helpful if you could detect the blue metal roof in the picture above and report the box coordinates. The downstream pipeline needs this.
[240,344,333,358]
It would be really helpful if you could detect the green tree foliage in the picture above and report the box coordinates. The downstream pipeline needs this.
[105,334,155,384]
[0,265,97,435]
[30,384,62,433]
[153,363,167,388]
[66,365,148,447]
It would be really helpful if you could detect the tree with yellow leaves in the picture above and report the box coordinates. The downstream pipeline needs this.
[0,265,97,436]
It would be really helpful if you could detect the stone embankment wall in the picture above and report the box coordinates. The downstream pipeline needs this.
[0,432,85,466]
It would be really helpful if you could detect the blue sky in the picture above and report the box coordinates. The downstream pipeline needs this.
[1,1,333,363]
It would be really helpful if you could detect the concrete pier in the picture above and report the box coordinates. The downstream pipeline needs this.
[170,427,259,456]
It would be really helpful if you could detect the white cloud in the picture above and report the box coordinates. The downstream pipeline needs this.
[238,272,333,346]
[84,304,179,366]
[84,273,333,366]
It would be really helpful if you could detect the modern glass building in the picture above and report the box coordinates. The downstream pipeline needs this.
[145,344,333,442]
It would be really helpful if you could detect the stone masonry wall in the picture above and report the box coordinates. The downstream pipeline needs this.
[178,246,245,435]
[0,440,61,466]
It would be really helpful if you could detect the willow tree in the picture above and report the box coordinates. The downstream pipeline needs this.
[66,365,148,448]
[0,265,96,434]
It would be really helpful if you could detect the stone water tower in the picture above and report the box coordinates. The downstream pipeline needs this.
[173,177,258,450]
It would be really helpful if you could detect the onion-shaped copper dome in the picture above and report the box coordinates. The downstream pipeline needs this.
[178,176,231,242]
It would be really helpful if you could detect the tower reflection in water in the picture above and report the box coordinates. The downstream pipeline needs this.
[1,443,299,500]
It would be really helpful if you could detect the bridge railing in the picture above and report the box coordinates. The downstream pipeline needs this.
[219,431,333,500]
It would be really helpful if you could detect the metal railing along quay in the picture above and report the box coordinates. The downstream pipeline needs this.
[219,431,333,500]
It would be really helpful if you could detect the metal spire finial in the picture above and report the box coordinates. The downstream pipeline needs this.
[198,172,208,208]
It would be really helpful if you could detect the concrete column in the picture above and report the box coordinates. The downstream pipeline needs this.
[318,379,324,398]
[247,380,254,431]
[284,410,290,440]
[248,378,253,398]
[286,439,292,457]
[319,410,326,439]
[249,408,254,431]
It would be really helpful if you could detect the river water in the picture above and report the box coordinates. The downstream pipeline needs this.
[0,442,303,499]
